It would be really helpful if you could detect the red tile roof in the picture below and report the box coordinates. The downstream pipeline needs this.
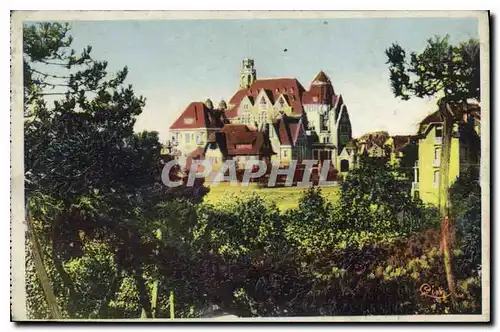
[170,102,229,130]
[302,85,336,105]
[216,124,274,156]
[227,78,306,119]
[274,118,292,146]
[272,116,305,146]
[302,72,336,105]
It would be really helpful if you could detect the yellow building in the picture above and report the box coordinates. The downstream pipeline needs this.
[412,110,481,205]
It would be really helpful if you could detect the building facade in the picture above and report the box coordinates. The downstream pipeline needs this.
[169,100,229,157]
[168,59,353,169]
[411,109,481,205]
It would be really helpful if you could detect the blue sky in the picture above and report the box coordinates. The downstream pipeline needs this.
[64,17,478,141]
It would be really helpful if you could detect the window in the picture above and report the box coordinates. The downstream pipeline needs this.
[320,114,328,132]
[433,171,440,188]
[283,150,288,157]
[243,104,249,110]
[323,137,330,143]
[185,133,190,143]
[279,98,285,108]
[196,134,202,145]
[435,125,443,138]
[241,114,250,125]
[236,144,253,150]
[259,111,267,124]
[340,159,349,172]
[434,147,441,160]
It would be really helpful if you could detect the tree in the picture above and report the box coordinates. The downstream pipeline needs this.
[385,35,480,217]
[24,22,208,318]
[385,34,480,300]
[339,156,424,235]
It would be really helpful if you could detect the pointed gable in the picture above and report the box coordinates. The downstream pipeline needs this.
[303,71,336,105]
[273,116,304,146]
[170,102,228,130]
[311,71,331,85]
[227,78,306,119]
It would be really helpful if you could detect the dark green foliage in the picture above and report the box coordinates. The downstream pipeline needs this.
[385,35,480,104]
[450,168,482,271]
[338,156,425,234]
[25,23,482,319]
[398,142,418,180]
[283,187,337,255]
[24,22,208,319]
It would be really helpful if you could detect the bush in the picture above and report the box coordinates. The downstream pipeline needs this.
[338,156,430,235]
[450,168,482,273]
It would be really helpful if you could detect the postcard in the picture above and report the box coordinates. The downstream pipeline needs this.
[10,10,490,322]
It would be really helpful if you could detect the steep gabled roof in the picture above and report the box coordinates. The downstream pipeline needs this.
[170,102,228,130]
[227,78,306,118]
[311,71,331,85]
[418,105,481,135]
[272,116,304,146]
[216,124,274,156]
[302,71,336,105]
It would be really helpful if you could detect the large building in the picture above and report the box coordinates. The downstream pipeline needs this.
[169,59,353,168]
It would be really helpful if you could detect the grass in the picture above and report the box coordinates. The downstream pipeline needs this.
[203,182,340,211]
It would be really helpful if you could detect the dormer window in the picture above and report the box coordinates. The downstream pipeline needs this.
[435,125,443,138]
[290,87,294,93]
[313,96,319,102]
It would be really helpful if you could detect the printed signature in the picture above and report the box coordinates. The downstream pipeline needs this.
[419,283,451,302]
